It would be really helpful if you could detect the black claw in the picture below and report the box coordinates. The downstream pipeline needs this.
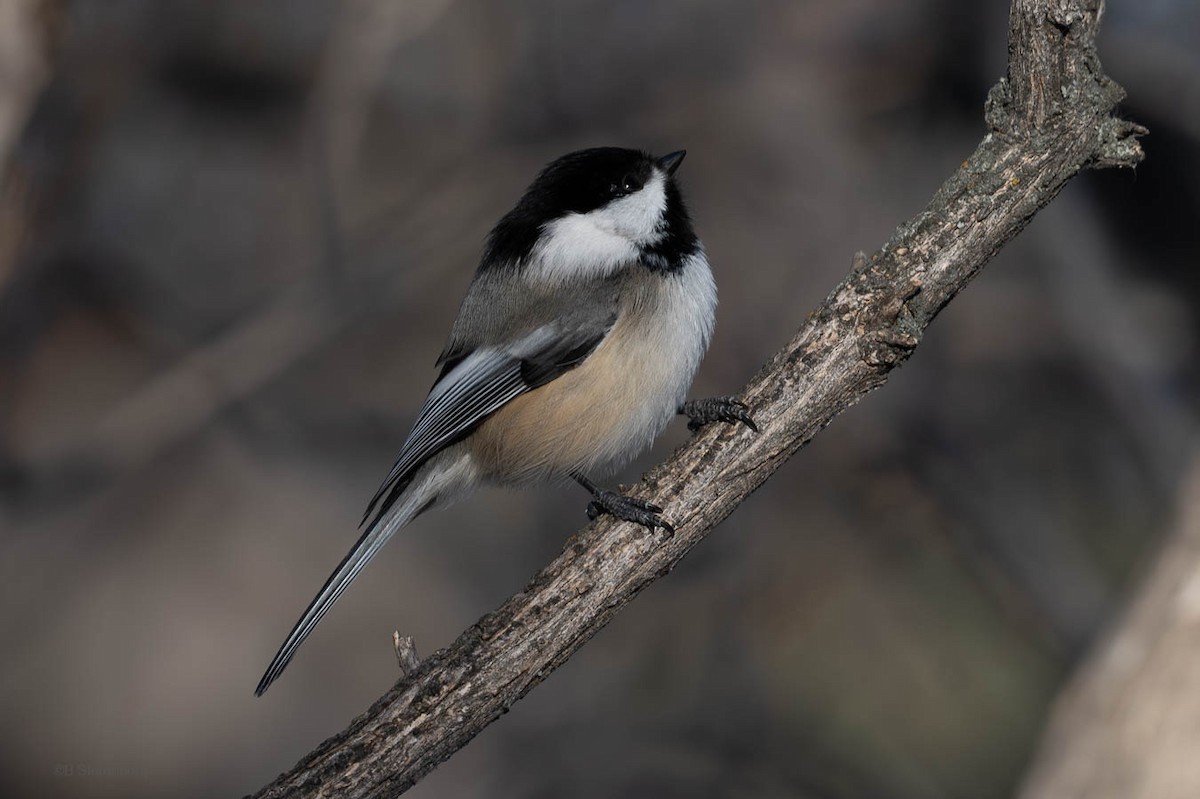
[681,396,759,433]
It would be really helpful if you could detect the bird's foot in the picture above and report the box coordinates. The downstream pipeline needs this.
[679,396,758,433]
[586,489,674,535]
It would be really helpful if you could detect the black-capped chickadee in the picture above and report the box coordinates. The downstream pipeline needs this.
[255,147,755,696]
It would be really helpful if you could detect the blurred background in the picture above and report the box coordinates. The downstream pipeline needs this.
[1,1,1196,797]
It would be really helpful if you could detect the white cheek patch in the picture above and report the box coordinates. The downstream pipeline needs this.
[590,170,667,245]
[529,213,638,285]
[528,170,668,285]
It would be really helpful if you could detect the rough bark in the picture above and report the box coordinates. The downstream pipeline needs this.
[251,1,1143,796]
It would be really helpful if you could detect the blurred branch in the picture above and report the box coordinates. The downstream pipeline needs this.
[0,0,54,293]
[1018,457,1200,799]
[25,0,456,476]
[252,1,1144,796]
[1039,191,1196,490]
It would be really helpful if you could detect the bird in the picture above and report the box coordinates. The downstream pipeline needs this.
[255,147,756,696]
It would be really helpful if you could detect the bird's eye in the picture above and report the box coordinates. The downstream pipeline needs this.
[620,174,642,194]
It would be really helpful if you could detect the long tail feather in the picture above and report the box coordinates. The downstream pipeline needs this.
[255,450,474,696]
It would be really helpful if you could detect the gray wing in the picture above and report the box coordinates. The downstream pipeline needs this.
[436,268,626,372]
[256,322,607,697]
[361,300,617,527]
[257,273,624,696]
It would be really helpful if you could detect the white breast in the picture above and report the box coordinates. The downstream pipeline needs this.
[595,249,717,470]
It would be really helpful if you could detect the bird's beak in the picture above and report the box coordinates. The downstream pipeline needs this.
[656,150,686,176]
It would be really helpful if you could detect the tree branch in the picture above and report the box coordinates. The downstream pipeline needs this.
[251,1,1144,795]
